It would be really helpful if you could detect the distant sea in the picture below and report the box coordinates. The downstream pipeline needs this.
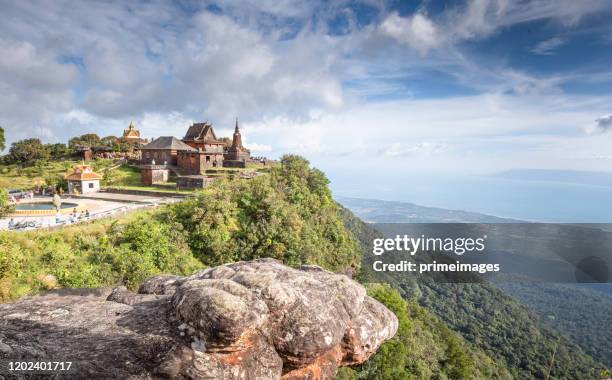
[327,169,612,223]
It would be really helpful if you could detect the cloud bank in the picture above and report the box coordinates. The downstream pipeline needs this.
[0,0,611,177]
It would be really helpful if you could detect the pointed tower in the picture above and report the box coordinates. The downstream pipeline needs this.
[225,117,250,162]
[231,118,243,149]
[123,121,141,143]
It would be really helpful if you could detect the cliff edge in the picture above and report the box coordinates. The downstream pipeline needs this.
[0,259,397,379]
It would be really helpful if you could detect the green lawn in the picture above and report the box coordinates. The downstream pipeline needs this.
[0,160,77,190]
[0,159,122,190]
[110,164,141,187]
[0,158,271,192]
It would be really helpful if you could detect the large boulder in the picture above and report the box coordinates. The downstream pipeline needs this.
[0,259,398,379]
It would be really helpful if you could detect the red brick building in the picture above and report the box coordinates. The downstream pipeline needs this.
[140,136,196,166]
[177,149,222,174]
[182,122,226,166]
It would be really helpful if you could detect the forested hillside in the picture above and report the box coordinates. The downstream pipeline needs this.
[499,282,612,366]
[2,156,606,378]
[339,207,605,379]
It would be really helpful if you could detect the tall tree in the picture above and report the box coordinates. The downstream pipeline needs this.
[0,126,5,151]
[46,143,70,159]
[7,138,50,166]
[68,133,101,149]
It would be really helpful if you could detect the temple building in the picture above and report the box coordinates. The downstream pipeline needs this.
[137,119,257,188]
[140,136,196,166]
[181,122,225,168]
[224,119,251,167]
[65,165,102,194]
[122,121,145,144]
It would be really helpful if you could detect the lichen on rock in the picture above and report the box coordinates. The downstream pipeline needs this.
[0,259,398,379]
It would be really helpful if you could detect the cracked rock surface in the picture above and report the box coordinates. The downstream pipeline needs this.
[0,259,397,379]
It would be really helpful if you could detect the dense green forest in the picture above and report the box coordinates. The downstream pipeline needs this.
[1,155,607,378]
[340,207,606,379]
[499,282,612,366]
[338,283,512,380]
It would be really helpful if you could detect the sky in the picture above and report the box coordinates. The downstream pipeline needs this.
[2,0,612,216]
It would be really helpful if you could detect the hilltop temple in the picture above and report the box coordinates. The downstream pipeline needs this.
[181,121,226,168]
[138,119,255,188]
[225,119,251,163]
[122,121,147,145]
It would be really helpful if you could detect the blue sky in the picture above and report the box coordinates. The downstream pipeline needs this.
[1,0,612,216]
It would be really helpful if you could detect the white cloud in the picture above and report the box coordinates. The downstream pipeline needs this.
[531,37,565,55]
[247,142,273,153]
[0,0,611,180]
[380,12,441,53]
[382,142,446,157]
[241,93,612,175]
[447,0,609,41]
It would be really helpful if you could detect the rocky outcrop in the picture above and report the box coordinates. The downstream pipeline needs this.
[0,259,397,379]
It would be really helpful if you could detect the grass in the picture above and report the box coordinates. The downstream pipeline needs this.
[0,158,272,192]
[109,165,195,193]
[0,160,78,189]
[110,164,141,187]
[0,159,124,190]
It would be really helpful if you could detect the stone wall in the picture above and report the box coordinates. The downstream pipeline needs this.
[141,167,169,185]
[223,159,247,168]
[177,151,224,174]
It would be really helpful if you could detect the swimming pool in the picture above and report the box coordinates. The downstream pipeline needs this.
[15,202,79,211]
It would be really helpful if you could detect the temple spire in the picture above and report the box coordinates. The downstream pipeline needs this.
[232,117,242,149]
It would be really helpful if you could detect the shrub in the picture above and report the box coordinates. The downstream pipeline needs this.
[0,188,15,217]
[167,155,361,271]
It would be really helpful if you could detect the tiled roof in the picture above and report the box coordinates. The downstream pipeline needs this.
[183,122,219,141]
[141,136,196,151]
[65,165,103,181]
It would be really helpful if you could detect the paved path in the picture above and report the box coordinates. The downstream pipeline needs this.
[0,194,182,232]
[75,192,183,203]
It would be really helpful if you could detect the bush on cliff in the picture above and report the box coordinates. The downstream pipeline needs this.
[0,212,202,301]
[166,154,361,271]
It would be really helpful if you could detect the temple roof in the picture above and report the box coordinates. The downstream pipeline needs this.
[65,165,103,181]
[229,118,249,152]
[183,122,218,141]
[123,121,141,138]
[142,136,197,151]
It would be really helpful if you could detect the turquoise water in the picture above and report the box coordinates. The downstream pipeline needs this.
[16,202,79,211]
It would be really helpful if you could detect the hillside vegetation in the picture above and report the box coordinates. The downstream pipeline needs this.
[0,210,202,300]
[339,207,605,379]
[2,155,605,379]
[499,282,612,366]
[0,155,360,300]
